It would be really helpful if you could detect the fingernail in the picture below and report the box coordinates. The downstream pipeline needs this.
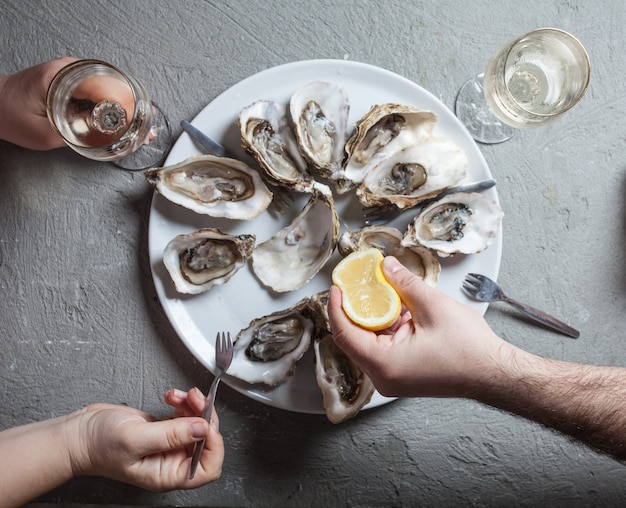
[191,422,207,439]
[171,388,186,399]
[382,256,402,274]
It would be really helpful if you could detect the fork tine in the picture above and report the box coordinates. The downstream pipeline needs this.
[266,184,293,214]
[221,331,228,352]
[461,281,478,293]
[363,205,390,218]
[363,204,400,226]
[464,273,483,285]
[467,273,484,281]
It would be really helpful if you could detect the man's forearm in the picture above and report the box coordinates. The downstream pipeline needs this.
[476,347,626,460]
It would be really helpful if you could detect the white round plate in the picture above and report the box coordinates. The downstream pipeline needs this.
[148,59,502,415]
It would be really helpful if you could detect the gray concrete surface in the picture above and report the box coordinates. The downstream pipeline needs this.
[2,0,626,506]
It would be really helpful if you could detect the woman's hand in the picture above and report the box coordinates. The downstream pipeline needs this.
[69,388,224,491]
[0,57,77,150]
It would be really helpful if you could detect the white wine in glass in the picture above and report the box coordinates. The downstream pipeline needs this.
[46,59,172,170]
[456,28,590,144]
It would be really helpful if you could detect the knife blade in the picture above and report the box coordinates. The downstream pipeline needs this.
[180,120,227,157]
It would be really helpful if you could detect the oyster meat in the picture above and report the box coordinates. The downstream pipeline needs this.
[145,154,272,220]
[163,228,255,294]
[229,297,315,386]
[239,99,315,193]
[338,225,440,287]
[252,184,339,293]
[290,81,350,183]
[314,333,375,424]
[402,192,503,257]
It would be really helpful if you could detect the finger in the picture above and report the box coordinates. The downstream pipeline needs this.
[381,256,434,322]
[134,417,210,457]
[164,389,194,418]
[187,387,209,415]
[164,388,188,406]
[328,285,376,360]
[164,387,209,419]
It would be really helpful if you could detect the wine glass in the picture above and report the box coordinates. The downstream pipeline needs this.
[455,28,590,144]
[46,59,172,170]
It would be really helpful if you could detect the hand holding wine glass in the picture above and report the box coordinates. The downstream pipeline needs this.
[456,28,590,144]
[46,59,172,170]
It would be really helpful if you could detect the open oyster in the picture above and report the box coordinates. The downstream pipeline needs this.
[145,154,272,220]
[251,184,339,293]
[163,228,255,294]
[340,103,467,206]
[341,104,437,190]
[338,225,440,287]
[229,297,315,386]
[356,136,467,208]
[239,99,315,193]
[314,333,375,424]
[290,81,350,183]
[402,192,503,257]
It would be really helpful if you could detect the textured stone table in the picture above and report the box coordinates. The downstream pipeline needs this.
[2,1,626,506]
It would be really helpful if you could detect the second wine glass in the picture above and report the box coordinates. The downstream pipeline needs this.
[46,59,172,170]
[455,28,590,144]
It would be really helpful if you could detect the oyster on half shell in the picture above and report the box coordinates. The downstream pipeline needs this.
[239,99,315,193]
[163,228,255,294]
[340,103,467,207]
[314,333,375,424]
[252,184,339,293]
[338,225,440,287]
[341,104,437,190]
[402,192,503,257]
[290,81,350,183]
[145,154,272,220]
[229,296,315,386]
[356,136,467,208]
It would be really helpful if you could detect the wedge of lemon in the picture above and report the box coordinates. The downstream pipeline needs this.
[332,248,401,331]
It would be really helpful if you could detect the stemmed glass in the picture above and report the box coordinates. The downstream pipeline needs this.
[46,59,172,170]
[455,28,590,144]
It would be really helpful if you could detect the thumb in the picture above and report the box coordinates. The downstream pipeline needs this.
[135,417,210,456]
[381,256,433,319]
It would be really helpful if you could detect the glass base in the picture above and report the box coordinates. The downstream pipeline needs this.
[114,101,173,171]
[455,74,516,144]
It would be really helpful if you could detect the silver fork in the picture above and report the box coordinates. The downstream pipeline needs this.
[189,331,234,480]
[180,120,293,214]
[363,179,497,225]
[462,273,580,338]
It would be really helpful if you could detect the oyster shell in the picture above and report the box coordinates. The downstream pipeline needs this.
[338,225,440,287]
[356,136,467,208]
[314,333,375,424]
[239,99,315,192]
[402,192,503,257]
[341,104,437,190]
[145,154,272,220]
[290,81,350,182]
[229,297,315,386]
[251,184,339,293]
[163,228,255,294]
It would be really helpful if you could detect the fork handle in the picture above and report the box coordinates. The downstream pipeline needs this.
[188,374,223,479]
[502,296,580,338]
